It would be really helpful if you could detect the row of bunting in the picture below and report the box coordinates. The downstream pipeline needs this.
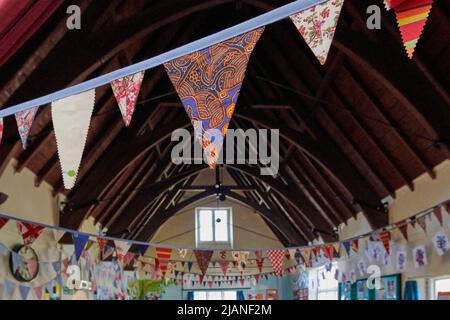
[0,0,435,190]
[0,199,448,280]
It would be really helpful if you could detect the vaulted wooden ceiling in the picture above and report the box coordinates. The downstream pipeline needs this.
[0,0,449,246]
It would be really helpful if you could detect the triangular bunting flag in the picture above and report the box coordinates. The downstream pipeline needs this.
[0,216,9,230]
[290,0,345,65]
[444,201,450,215]
[3,279,16,297]
[351,239,359,254]
[19,285,31,300]
[73,233,90,261]
[256,258,264,273]
[97,238,108,253]
[379,231,391,254]
[219,261,230,275]
[417,215,428,234]
[111,71,145,126]
[33,286,44,300]
[288,248,297,260]
[342,241,351,256]
[155,247,173,277]
[332,243,341,258]
[52,89,96,189]
[52,261,61,274]
[390,0,434,58]
[266,250,285,276]
[322,245,334,261]
[164,28,264,168]
[114,240,132,262]
[187,261,193,272]
[193,250,213,275]
[18,222,45,246]
[137,244,149,256]
[433,206,443,226]
[299,247,312,263]
[395,220,409,241]
[102,245,114,260]
[15,106,39,149]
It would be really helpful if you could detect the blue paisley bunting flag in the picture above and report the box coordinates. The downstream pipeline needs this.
[52,89,96,189]
[164,28,264,168]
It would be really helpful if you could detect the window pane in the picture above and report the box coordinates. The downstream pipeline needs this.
[435,278,450,299]
[208,291,222,300]
[194,291,207,300]
[223,291,237,300]
[214,210,229,242]
[199,210,213,242]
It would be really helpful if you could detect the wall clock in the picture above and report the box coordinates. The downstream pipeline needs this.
[9,245,40,282]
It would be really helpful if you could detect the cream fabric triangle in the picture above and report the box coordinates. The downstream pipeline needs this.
[52,89,95,189]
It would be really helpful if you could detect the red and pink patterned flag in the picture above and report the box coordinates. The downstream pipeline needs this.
[15,106,39,149]
[219,261,230,275]
[266,250,285,276]
[18,222,45,246]
[194,250,213,275]
[290,0,345,65]
[379,231,392,254]
[111,71,145,127]
[155,247,173,277]
[164,28,264,168]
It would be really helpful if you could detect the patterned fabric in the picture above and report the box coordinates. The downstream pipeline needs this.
[379,231,391,254]
[193,250,213,275]
[219,250,227,260]
[395,220,409,240]
[417,215,427,234]
[322,245,335,261]
[219,261,230,275]
[0,118,3,145]
[52,89,96,189]
[114,240,132,262]
[111,71,145,127]
[389,0,433,58]
[266,250,285,276]
[290,0,345,65]
[433,206,443,226]
[15,106,39,149]
[164,28,264,167]
[18,222,45,246]
[256,258,264,273]
[155,247,173,277]
[177,248,188,259]
[97,238,108,253]
[0,217,8,230]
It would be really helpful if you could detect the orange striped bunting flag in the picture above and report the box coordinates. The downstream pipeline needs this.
[389,0,434,58]
[155,247,173,277]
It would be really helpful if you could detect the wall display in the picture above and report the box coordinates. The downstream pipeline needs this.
[376,274,401,301]
[266,289,279,300]
[9,245,39,282]
[356,280,370,300]
[338,282,353,300]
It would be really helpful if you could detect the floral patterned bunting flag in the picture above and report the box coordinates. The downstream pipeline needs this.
[52,89,96,189]
[290,0,345,65]
[194,250,213,275]
[18,222,45,246]
[219,261,230,275]
[385,0,434,58]
[15,106,39,149]
[111,71,145,127]
[164,28,264,168]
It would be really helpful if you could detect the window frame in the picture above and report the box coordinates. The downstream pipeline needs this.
[193,290,237,301]
[429,275,450,300]
[308,263,339,300]
[195,207,233,247]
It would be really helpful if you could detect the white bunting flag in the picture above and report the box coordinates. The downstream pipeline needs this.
[290,0,345,65]
[432,231,449,256]
[52,89,96,189]
[412,245,428,268]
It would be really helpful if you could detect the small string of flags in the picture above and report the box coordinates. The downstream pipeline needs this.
[0,199,448,286]
[0,0,436,189]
